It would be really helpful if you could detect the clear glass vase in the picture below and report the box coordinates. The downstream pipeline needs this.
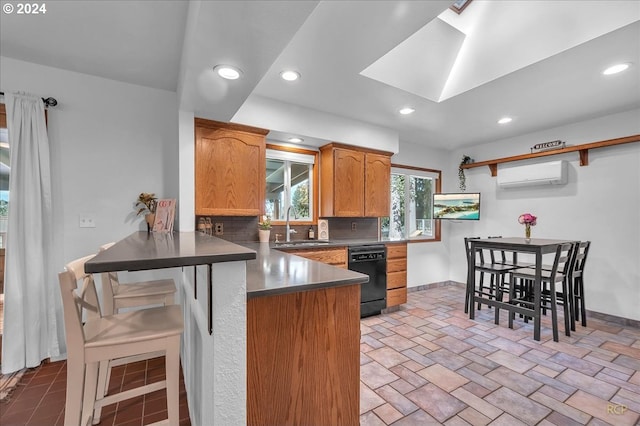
[525,224,531,241]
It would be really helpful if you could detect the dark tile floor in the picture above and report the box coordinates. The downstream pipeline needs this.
[360,285,640,425]
[0,357,190,426]
[1,285,639,425]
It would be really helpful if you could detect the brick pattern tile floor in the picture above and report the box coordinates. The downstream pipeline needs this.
[1,285,639,425]
[359,285,640,425]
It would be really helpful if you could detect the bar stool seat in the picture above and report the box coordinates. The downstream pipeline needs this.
[99,242,176,315]
[59,255,184,426]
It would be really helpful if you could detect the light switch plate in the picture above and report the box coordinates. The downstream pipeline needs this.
[79,215,96,228]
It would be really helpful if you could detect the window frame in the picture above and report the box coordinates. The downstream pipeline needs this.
[265,143,319,226]
[387,163,442,243]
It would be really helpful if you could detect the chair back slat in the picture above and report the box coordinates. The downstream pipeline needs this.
[58,255,101,357]
[573,241,591,273]
[464,237,483,265]
[549,242,575,280]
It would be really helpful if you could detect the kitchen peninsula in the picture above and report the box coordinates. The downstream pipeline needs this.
[85,232,368,426]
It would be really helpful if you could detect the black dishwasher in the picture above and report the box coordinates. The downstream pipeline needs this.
[348,245,387,318]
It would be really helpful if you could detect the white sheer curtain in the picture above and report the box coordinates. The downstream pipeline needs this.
[1,92,62,374]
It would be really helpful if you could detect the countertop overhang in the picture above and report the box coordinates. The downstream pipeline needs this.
[85,231,256,273]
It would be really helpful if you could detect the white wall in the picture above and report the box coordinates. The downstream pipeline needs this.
[0,57,179,267]
[392,140,453,287]
[448,108,640,321]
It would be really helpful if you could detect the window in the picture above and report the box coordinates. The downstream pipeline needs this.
[265,146,317,223]
[381,165,441,241]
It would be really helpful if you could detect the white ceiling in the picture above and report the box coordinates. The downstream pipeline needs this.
[1,0,639,151]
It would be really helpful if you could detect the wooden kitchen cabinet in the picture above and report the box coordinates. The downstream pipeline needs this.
[386,242,407,307]
[248,283,360,426]
[281,246,347,268]
[320,143,391,217]
[365,152,391,217]
[195,119,268,216]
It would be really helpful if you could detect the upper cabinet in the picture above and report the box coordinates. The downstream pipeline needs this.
[195,119,268,216]
[365,152,391,217]
[320,143,391,217]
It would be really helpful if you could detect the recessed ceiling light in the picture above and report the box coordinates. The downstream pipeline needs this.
[214,65,242,80]
[280,70,300,81]
[498,117,512,124]
[602,63,630,75]
[288,137,304,143]
[399,107,415,115]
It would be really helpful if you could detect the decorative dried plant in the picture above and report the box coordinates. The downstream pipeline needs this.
[136,192,157,216]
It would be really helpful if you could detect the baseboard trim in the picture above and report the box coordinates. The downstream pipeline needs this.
[586,310,640,329]
[407,280,464,293]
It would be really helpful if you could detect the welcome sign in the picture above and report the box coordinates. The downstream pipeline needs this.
[530,140,565,153]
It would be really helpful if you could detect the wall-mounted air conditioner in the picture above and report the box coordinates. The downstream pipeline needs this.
[497,160,567,188]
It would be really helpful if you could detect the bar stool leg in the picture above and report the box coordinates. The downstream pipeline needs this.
[81,362,100,426]
[65,360,85,426]
[549,283,559,342]
[166,338,181,425]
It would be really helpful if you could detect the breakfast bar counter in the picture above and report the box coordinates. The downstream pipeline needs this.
[86,232,368,426]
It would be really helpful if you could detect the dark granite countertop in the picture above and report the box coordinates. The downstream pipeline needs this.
[242,242,369,299]
[85,231,256,273]
[84,232,369,299]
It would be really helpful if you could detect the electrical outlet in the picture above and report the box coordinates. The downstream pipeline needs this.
[351,222,357,231]
[215,223,224,235]
[79,215,96,228]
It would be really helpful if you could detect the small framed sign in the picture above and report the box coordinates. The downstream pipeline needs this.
[530,140,565,153]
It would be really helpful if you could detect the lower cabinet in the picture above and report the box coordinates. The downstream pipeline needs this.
[386,242,407,307]
[283,246,347,268]
[247,284,360,426]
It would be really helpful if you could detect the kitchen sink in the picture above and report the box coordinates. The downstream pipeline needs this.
[274,240,331,248]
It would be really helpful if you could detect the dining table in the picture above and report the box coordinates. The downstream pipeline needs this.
[467,237,576,341]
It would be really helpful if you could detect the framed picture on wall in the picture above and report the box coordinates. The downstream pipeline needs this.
[450,0,473,14]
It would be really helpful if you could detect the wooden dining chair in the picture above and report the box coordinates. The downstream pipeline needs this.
[509,242,576,342]
[570,241,591,328]
[59,255,183,426]
[465,237,518,322]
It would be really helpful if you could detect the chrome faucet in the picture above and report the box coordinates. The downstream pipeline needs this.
[286,206,298,242]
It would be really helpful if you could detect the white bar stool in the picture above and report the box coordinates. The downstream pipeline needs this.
[59,255,183,426]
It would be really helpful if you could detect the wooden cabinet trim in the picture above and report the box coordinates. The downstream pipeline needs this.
[194,117,269,135]
[321,142,393,157]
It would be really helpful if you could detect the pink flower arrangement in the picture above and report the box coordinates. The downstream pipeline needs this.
[518,213,537,226]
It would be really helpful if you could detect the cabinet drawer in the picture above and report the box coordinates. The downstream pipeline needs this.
[291,247,347,266]
[387,258,406,273]
[387,271,406,289]
[386,244,407,259]
[387,287,407,307]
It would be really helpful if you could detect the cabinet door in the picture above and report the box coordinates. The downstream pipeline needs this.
[287,247,347,268]
[195,126,265,216]
[364,153,391,217]
[333,149,365,216]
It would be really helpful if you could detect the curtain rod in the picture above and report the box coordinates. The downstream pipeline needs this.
[0,91,58,107]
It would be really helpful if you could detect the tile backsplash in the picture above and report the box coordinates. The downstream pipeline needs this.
[195,216,380,243]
